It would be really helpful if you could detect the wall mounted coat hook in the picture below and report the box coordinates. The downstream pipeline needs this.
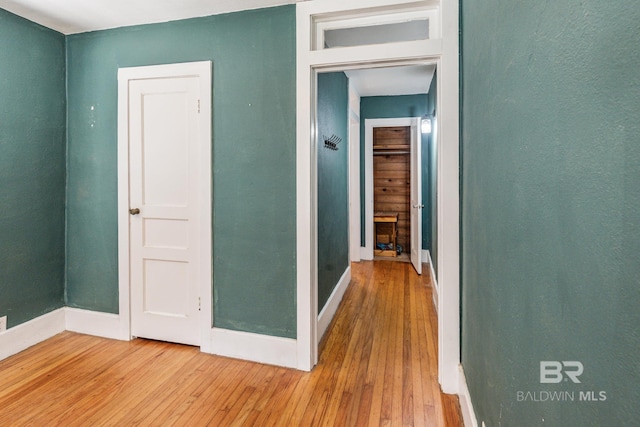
[323,134,342,151]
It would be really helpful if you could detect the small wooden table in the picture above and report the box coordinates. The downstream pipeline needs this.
[374,212,398,257]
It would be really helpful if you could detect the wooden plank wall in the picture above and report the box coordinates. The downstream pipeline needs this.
[373,127,410,253]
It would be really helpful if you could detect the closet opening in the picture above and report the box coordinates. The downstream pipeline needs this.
[373,126,411,261]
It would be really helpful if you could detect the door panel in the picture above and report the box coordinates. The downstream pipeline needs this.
[129,76,201,346]
[142,92,190,206]
[410,118,422,274]
[143,259,189,316]
[143,219,188,249]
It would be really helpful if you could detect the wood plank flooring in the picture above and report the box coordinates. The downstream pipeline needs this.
[0,261,461,426]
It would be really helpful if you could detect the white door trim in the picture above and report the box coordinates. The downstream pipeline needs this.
[117,61,212,352]
[437,0,461,393]
[363,117,417,261]
[349,118,361,262]
[348,84,361,262]
[296,0,460,394]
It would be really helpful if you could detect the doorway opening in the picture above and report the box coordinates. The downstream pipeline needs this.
[362,111,430,278]
[315,63,435,348]
[296,0,460,394]
[373,125,412,261]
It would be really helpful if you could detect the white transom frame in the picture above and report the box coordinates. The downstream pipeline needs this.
[313,7,441,51]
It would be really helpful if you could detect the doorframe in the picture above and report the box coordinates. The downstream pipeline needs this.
[348,117,361,262]
[362,117,420,261]
[296,0,460,394]
[117,61,213,351]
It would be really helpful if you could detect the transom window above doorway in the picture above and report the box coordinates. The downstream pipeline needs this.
[312,6,439,51]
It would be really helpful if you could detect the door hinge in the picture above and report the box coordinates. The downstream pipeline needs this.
[197,99,201,114]
[198,297,201,311]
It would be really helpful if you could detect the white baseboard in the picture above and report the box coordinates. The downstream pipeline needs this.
[208,327,297,368]
[1,308,299,370]
[424,250,439,312]
[0,308,66,361]
[318,266,352,342]
[459,364,479,427]
[360,246,373,261]
[65,307,130,341]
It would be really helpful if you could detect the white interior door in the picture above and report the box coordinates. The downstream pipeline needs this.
[410,118,422,275]
[128,74,202,346]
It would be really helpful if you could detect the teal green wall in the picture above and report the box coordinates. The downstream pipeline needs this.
[65,6,297,337]
[317,72,349,311]
[0,9,66,328]
[461,1,640,425]
[359,95,432,250]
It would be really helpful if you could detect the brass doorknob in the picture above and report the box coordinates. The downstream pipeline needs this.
[129,208,140,215]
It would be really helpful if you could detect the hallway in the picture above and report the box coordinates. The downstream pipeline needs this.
[0,261,461,426]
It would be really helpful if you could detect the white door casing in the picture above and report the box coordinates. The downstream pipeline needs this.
[364,117,417,261]
[118,61,212,350]
[348,83,361,262]
[349,118,361,262]
[297,0,460,393]
[409,117,422,275]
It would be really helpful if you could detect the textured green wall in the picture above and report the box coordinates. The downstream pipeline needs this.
[65,6,297,337]
[317,72,349,311]
[461,1,640,425]
[0,9,66,328]
[359,95,431,249]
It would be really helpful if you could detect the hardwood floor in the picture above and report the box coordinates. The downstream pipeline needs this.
[0,261,462,426]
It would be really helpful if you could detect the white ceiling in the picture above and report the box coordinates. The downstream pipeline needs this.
[346,64,435,97]
[0,0,434,97]
[0,0,297,34]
